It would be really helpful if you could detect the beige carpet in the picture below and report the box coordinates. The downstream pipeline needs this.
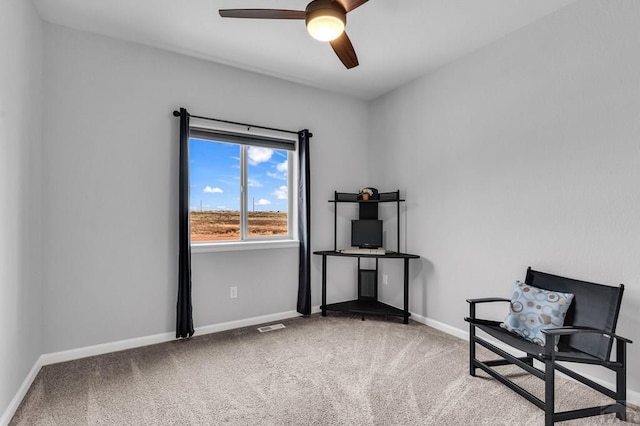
[10,313,639,425]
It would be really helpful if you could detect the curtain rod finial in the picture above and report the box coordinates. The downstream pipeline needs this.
[173,110,181,117]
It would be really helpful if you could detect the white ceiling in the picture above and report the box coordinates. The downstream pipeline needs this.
[32,0,577,100]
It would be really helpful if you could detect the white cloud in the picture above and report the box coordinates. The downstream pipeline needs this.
[203,186,223,193]
[267,161,288,180]
[248,178,263,187]
[248,147,273,165]
[273,185,288,200]
[256,198,271,205]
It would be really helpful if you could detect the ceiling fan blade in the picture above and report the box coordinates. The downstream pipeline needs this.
[219,9,306,19]
[334,0,368,13]
[329,31,359,69]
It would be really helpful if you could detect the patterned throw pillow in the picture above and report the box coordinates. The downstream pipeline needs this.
[500,280,574,347]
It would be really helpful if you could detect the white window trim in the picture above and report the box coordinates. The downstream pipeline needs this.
[188,118,299,250]
[191,239,300,254]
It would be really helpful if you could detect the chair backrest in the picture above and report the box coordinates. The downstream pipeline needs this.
[525,267,624,360]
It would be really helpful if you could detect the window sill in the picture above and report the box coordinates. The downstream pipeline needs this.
[191,239,300,254]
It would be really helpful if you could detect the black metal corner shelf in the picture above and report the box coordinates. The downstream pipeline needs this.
[314,189,419,325]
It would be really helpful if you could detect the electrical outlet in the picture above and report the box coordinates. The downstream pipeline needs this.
[230,286,238,299]
[383,275,389,285]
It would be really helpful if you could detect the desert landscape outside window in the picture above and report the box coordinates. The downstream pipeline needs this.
[188,128,294,242]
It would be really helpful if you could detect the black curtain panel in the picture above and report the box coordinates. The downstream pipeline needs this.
[297,129,312,315]
[177,108,195,338]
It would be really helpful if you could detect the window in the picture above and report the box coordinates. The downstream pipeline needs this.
[188,126,296,245]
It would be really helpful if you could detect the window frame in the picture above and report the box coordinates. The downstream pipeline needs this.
[188,120,299,252]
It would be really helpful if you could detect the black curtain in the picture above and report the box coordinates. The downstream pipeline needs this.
[297,129,312,315]
[177,108,194,338]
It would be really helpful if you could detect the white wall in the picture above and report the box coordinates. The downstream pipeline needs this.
[41,24,370,353]
[0,0,43,419]
[369,0,640,394]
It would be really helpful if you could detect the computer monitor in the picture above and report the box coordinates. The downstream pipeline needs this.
[351,220,383,248]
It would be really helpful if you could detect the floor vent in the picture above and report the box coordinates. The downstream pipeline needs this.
[257,323,286,333]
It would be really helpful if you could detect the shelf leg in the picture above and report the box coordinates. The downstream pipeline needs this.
[403,258,410,324]
[321,255,327,317]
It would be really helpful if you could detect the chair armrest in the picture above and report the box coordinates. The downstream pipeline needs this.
[542,326,633,344]
[466,298,510,321]
[466,297,510,305]
[464,317,502,327]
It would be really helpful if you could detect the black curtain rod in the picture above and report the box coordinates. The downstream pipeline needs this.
[172,110,302,136]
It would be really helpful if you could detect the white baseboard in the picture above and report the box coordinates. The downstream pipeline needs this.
[42,308,322,366]
[41,330,177,366]
[1,307,321,426]
[410,312,469,341]
[0,355,44,426]
[410,311,640,407]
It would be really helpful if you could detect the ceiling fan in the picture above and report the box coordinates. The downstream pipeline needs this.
[219,0,369,69]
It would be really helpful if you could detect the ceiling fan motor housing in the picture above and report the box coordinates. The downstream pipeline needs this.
[305,0,347,28]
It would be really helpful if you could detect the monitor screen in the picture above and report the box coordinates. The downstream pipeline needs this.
[351,220,383,248]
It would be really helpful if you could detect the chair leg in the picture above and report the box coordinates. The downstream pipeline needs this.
[616,339,627,421]
[544,357,555,426]
[469,326,477,376]
[469,305,476,377]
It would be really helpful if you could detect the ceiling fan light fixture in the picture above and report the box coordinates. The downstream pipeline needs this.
[305,1,346,42]
[307,14,345,42]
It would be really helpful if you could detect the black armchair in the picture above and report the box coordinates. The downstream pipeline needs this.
[465,267,631,425]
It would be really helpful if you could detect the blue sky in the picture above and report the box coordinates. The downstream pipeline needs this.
[189,138,288,212]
